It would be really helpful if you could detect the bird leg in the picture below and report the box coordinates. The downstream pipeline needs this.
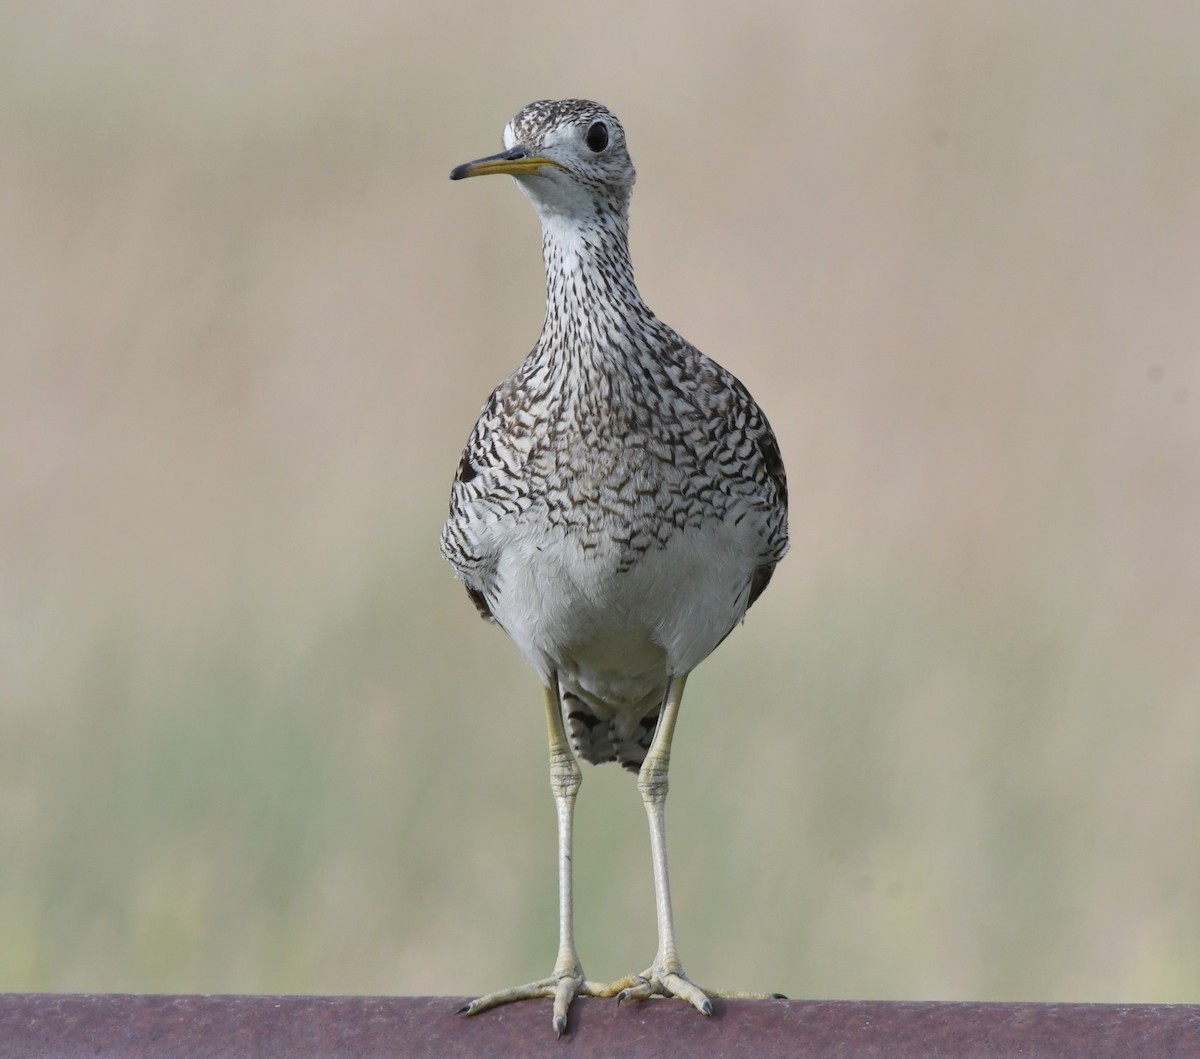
[608,673,784,1012]
[460,675,779,1033]
[459,676,615,1036]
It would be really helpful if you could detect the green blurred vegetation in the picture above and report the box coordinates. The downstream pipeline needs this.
[2,0,1198,1003]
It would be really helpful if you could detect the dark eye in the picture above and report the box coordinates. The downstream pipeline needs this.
[585,121,609,152]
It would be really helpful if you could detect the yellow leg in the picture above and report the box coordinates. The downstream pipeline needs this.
[461,674,781,1034]
[614,673,786,1010]
[459,676,615,1036]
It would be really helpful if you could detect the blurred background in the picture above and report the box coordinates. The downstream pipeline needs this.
[2,0,1199,1004]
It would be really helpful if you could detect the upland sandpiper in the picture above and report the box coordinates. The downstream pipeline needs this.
[441,99,789,1036]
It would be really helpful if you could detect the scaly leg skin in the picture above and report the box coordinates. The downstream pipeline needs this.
[460,675,782,1034]
[458,678,618,1037]
[607,674,787,1013]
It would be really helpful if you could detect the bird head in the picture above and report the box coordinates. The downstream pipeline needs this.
[450,99,636,220]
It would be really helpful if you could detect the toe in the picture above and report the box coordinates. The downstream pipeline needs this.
[552,976,579,1036]
[615,975,653,1006]
[662,972,712,1015]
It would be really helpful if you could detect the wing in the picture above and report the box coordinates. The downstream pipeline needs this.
[440,381,521,622]
[746,414,788,609]
[441,351,555,622]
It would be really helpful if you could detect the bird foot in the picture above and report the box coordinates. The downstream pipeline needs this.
[610,964,787,1014]
[458,962,615,1037]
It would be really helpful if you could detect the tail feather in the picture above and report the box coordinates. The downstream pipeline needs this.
[563,691,660,773]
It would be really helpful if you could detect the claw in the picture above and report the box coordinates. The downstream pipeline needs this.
[605,965,780,1016]
[552,975,578,1037]
[459,966,620,1035]
[661,971,712,1015]
[616,975,652,1006]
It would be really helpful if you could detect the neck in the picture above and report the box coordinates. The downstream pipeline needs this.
[535,206,653,354]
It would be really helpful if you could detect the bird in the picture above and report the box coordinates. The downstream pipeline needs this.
[441,99,789,1037]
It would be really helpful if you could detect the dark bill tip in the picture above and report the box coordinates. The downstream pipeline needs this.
[449,145,528,181]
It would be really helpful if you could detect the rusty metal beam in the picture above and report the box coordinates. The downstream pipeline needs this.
[2,994,1199,1059]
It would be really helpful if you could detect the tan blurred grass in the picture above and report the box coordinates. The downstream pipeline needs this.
[2,0,1199,1002]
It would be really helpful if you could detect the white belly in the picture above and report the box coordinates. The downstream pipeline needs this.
[488,515,760,710]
